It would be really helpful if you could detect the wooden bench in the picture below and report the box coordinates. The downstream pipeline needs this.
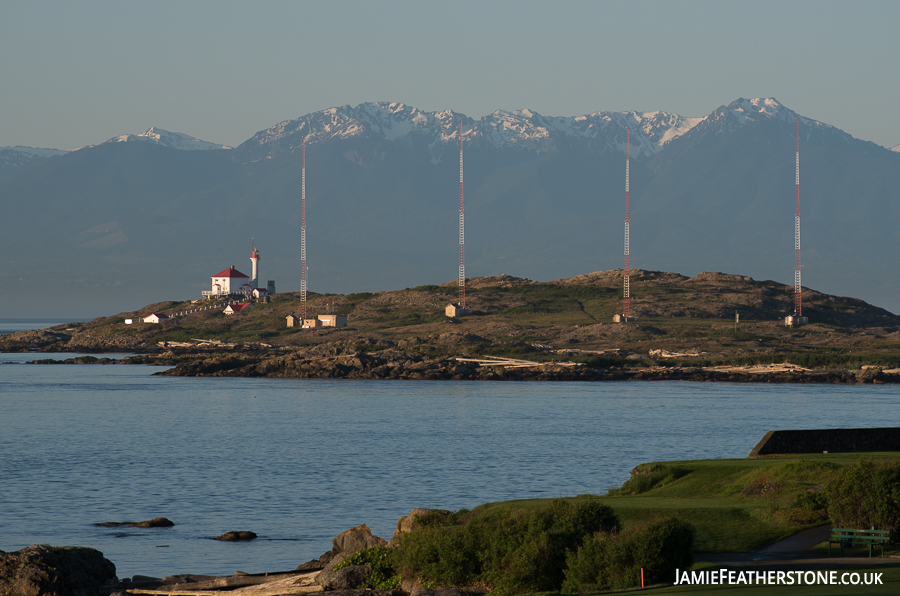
[829,527,891,557]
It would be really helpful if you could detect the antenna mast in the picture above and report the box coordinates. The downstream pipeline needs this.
[301,136,308,320]
[794,119,801,318]
[623,127,631,320]
[459,119,466,309]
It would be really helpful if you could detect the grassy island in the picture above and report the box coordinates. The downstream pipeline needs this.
[5,270,900,382]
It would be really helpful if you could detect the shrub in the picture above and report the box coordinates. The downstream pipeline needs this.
[561,517,695,592]
[794,490,828,511]
[333,546,401,590]
[634,518,695,584]
[825,460,900,538]
[415,509,464,529]
[395,498,620,595]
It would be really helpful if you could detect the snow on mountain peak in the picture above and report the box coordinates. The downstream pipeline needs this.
[0,145,71,169]
[245,102,705,160]
[243,97,878,163]
[723,97,821,128]
[891,144,900,153]
[726,97,792,124]
[0,145,69,159]
[106,127,231,150]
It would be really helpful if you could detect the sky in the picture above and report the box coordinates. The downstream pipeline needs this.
[2,0,899,151]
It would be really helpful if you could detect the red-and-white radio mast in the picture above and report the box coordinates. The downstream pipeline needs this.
[458,119,466,309]
[623,127,631,320]
[794,118,801,317]
[300,136,308,320]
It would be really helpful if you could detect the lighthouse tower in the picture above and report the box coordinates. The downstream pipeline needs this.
[250,238,260,289]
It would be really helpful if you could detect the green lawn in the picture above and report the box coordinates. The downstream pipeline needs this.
[477,454,900,554]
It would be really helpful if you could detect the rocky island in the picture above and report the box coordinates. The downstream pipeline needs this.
[5,270,900,384]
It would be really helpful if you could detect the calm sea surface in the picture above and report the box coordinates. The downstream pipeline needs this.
[2,321,900,579]
[0,318,77,335]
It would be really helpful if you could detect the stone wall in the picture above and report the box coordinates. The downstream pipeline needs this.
[748,428,900,457]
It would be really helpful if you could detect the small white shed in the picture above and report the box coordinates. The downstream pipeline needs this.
[143,313,170,324]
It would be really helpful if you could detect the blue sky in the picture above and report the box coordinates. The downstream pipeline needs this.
[2,0,898,150]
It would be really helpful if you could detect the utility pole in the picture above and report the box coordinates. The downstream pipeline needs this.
[458,119,466,309]
[623,127,631,320]
[301,136,308,321]
[794,118,802,318]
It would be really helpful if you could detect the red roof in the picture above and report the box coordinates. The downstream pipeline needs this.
[225,302,253,313]
[212,266,249,278]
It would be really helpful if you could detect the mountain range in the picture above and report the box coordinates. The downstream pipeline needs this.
[2,98,899,319]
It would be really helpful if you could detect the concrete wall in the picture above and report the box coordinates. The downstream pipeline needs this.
[749,428,900,457]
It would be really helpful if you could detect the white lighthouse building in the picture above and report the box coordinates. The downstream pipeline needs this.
[202,239,276,299]
[250,239,260,289]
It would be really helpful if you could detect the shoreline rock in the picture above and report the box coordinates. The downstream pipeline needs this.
[19,347,900,384]
[332,523,387,555]
[0,544,117,596]
[214,530,258,541]
[96,517,174,528]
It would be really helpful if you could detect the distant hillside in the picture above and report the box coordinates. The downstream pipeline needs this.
[2,98,900,318]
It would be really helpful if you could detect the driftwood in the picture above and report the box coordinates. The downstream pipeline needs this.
[455,355,582,368]
[126,570,319,595]
[648,349,705,358]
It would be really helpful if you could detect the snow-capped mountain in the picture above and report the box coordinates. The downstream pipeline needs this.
[658,97,890,160]
[237,97,868,165]
[0,145,70,171]
[1,128,229,172]
[891,144,900,153]
[2,99,862,171]
[3,96,900,319]
[105,127,231,150]
[674,97,835,139]
[238,101,706,163]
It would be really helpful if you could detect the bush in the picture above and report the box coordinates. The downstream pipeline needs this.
[333,546,401,590]
[794,490,827,511]
[562,517,695,592]
[634,518,696,584]
[395,498,620,595]
[825,460,900,538]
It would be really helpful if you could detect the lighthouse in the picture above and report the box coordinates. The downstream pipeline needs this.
[250,238,260,289]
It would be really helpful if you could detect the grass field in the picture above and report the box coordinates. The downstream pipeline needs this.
[476,453,900,554]
[483,453,900,594]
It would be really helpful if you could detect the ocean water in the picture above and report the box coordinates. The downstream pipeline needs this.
[2,321,900,579]
[0,318,79,336]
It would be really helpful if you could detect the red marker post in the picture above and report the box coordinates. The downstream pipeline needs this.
[641,567,644,588]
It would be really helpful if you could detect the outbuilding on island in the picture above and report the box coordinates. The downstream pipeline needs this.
[223,302,253,315]
[143,313,169,324]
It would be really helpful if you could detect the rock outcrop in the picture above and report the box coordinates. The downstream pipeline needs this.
[316,564,373,590]
[294,559,326,572]
[310,524,388,587]
[97,517,173,528]
[214,530,257,541]
[332,523,386,555]
[0,544,117,596]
